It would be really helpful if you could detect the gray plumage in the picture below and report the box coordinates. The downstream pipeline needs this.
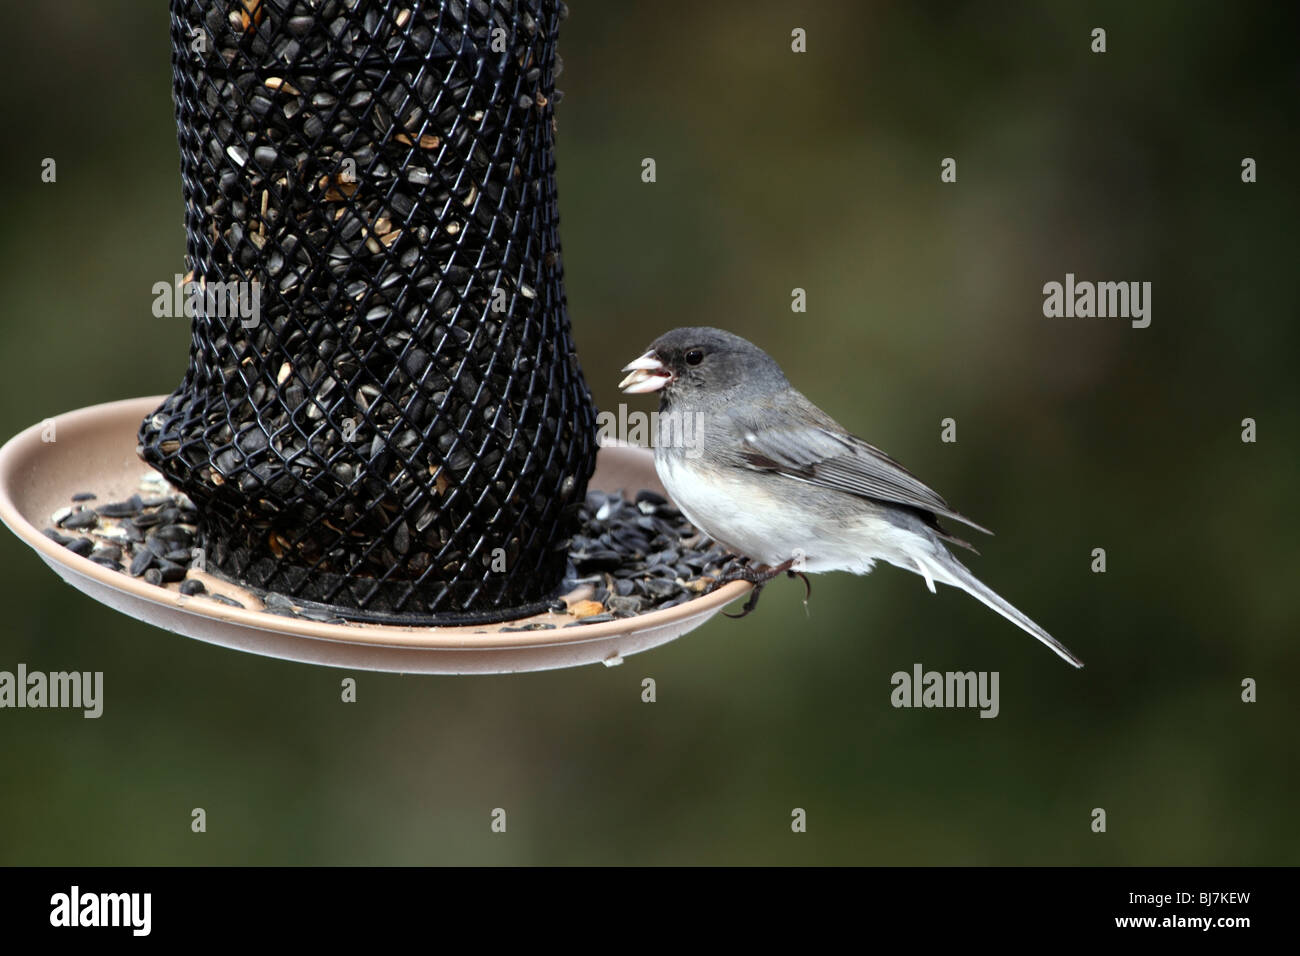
[619,326,1084,668]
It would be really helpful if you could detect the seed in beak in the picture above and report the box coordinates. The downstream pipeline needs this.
[619,350,671,393]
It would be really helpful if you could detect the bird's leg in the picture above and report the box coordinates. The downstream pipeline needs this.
[706,558,802,619]
[706,557,790,591]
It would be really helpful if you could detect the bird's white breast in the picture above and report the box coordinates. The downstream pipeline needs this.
[655,451,929,576]
[656,453,790,565]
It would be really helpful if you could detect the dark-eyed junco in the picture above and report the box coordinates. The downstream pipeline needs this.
[619,326,1083,668]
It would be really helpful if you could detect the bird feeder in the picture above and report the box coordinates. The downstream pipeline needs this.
[0,0,749,672]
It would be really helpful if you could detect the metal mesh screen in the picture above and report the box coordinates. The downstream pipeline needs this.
[139,0,596,623]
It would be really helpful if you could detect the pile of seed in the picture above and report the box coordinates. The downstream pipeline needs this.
[41,473,212,597]
[41,476,744,627]
[137,0,595,618]
[558,489,741,624]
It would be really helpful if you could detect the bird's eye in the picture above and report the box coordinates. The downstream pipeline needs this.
[684,348,704,366]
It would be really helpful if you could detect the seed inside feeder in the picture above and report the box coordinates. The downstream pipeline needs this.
[137,0,598,621]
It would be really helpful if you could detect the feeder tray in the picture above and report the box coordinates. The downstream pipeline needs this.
[0,397,750,674]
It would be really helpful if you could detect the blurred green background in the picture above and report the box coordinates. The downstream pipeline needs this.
[1,1,1296,864]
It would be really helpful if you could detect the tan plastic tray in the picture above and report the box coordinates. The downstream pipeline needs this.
[0,397,748,673]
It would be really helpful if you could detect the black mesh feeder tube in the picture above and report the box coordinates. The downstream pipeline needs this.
[139,0,597,623]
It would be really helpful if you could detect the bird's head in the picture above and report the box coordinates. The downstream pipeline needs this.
[618,326,786,406]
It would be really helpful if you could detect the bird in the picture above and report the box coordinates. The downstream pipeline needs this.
[618,326,1084,668]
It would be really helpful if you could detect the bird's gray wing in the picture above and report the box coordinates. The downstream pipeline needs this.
[734,417,992,536]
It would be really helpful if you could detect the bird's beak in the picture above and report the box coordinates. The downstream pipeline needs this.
[619,351,671,394]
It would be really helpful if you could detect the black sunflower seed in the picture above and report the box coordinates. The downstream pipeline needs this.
[66,537,95,558]
[565,613,614,626]
[61,510,98,530]
[97,495,143,518]
[157,561,188,583]
[129,550,154,576]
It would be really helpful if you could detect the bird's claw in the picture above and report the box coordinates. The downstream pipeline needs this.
[723,586,765,619]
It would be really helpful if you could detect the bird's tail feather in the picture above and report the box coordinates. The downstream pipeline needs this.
[919,550,1085,669]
